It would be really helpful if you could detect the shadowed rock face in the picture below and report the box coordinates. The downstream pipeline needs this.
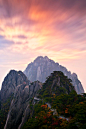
[1,70,30,106]
[0,56,84,129]
[4,81,42,129]
[24,56,84,94]
[1,70,42,129]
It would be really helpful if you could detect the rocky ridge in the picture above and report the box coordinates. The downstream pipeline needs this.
[0,70,42,129]
[0,56,85,129]
[1,70,30,106]
[24,56,84,94]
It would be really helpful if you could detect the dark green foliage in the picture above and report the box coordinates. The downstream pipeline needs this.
[38,71,75,101]
[0,94,13,129]
[0,71,85,129]
[22,71,86,129]
[22,92,86,129]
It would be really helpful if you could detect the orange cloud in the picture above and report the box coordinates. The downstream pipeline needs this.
[0,0,86,90]
[0,0,86,62]
[0,0,86,55]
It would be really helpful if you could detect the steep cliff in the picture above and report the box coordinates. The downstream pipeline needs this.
[24,56,84,94]
[4,81,42,129]
[22,70,86,129]
[0,70,42,129]
[1,70,30,106]
[0,56,85,129]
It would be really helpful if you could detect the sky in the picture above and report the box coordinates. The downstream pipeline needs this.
[0,0,86,92]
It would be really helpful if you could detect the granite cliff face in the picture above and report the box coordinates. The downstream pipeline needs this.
[24,56,84,94]
[1,70,30,106]
[0,56,84,129]
[0,70,42,129]
[4,81,42,129]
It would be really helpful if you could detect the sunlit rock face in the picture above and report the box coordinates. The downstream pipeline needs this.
[24,56,84,94]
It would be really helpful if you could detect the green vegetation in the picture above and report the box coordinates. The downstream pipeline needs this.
[38,71,74,100]
[0,95,13,129]
[0,71,86,129]
[22,93,86,129]
[22,71,86,129]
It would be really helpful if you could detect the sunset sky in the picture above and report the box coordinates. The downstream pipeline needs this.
[0,0,86,91]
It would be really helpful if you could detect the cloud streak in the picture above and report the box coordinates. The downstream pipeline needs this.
[0,0,86,90]
[0,0,86,58]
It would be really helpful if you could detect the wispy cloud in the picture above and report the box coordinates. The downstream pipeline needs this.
[0,0,86,90]
[0,0,86,49]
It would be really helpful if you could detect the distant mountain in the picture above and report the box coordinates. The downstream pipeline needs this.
[24,56,84,94]
[0,56,85,129]
[0,68,85,129]
[0,70,76,129]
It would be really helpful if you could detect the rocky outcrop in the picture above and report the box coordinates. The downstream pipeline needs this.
[38,71,75,97]
[4,81,42,129]
[1,70,42,129]
[0,56,84,129]
[24,56,84,94]
[1,70,30,107]
[71,73,84,94]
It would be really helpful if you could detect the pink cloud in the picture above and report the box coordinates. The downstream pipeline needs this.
[0,0,86,90]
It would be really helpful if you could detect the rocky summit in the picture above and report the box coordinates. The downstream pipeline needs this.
[0,70,42,129]
[24,56,84,94]
[0,56,85,129]
[1,70,30,105]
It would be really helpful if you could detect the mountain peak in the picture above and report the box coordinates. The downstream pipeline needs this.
[72,73,77,78]
[38,71,75,97]
[34,56,49,62]
[24,56,84,94]
[1,70,30,104]
[44,56,49,60]
[34,56,43,62]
